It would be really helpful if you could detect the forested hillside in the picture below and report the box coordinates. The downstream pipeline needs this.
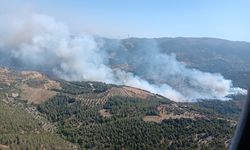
[0,101,78,149]
[0,67,241,149]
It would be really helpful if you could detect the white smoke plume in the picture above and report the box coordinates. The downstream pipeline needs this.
[0,13,247,102]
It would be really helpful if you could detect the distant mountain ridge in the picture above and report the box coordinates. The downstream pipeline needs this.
[117,37,250,88]
[1,37,249,101]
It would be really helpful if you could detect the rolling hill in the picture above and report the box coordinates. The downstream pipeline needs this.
[0,67,242,149]
[104,37,250,89]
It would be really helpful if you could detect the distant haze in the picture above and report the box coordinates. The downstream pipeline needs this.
[0,13,247,101]
[0,0,250,41]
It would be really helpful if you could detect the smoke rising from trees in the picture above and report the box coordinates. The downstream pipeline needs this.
[0,13,246,101]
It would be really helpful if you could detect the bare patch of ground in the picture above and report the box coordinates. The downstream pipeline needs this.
[0,68,61,104]
[143,115,163,123]
[99,109,112,117]
[108,86,160,99]
[21,71,61,90]
[21,71,46,80]
[143,104,204,123]
[123,86,155,99]
[143,112,202,123]
[11,92,19,98]
[43,79,61,90]
[76,86,158,107]
[20,84,57,104]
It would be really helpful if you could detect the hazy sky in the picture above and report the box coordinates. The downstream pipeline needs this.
[1,0,250,41]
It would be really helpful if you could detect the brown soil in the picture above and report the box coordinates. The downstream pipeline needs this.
[99,109,112,117]
[20,84,57,104]
[108,86,158,99]
[143,104,204,123]
[21,71,46,79]
[0,68,61,104]
[76,86,163,107]
[21,71,61,90]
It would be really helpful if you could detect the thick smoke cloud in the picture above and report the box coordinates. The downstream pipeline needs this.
[0,13,247,101]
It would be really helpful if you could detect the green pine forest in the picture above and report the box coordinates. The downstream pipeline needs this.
[0,72,243,150]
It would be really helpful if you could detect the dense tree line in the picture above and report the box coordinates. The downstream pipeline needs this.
[188,100,242,119]
[53,80,112,95]
[37,95,234,149]
[0,101,77,149]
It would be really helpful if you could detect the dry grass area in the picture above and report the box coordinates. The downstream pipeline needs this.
[21,71,61,90]
[21,71,45,79]
[1,67,162,106]
[20,84,57,104]
[122,86,155,99]
[143,112,203,123]
[99,109,112,117]
[76,86,159,107]
[43,79,61,90]
[143,115,163,123]
[108,86,159,100]
[0,68,61,104]
[143,104,204,123]
[108,87,134,97]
